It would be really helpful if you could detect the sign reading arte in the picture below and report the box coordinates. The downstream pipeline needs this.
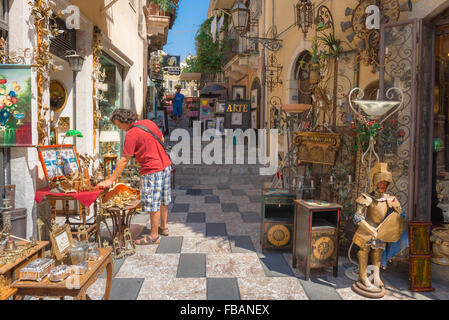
[226,103,250,113]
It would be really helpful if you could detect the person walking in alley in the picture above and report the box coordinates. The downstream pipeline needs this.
[98,109,172,245]
[173,85,184,126]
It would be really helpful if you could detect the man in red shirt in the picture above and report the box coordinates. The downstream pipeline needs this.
[98,109,172,245]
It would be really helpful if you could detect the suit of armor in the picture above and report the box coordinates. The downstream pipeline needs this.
[353,163,405,289]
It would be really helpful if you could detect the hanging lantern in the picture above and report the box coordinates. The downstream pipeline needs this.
[296,0,313,35]
[231,0,250,36]
[64,50,85,73]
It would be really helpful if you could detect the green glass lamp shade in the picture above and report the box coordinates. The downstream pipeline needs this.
[66,130,84,138]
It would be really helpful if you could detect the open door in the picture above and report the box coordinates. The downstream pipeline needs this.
[380,19,435,292]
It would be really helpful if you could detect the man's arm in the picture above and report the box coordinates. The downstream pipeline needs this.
[97,155,132,188]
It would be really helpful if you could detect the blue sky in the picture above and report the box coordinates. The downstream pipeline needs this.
[163,0,210,61]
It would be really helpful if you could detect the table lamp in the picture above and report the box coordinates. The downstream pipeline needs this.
[99,131,120,156]
[99,130,120,179]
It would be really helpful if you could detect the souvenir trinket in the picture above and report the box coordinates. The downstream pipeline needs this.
[49,265,70,282]
[69,241,88,265]
[70,262,88,275]
[19,258,55,282]
[87,242,100,261]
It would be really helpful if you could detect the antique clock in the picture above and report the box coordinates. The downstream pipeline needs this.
[261,189,296,252]
[293,200,342,280]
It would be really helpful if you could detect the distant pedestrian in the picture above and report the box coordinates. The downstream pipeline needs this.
[173,86,184,126]
[98,109,172,245]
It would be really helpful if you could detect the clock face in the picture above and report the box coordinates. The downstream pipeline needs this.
[267,224,291,247]
[313,236,335,261]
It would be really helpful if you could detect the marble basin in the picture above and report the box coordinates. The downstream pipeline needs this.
[353,100,401,118]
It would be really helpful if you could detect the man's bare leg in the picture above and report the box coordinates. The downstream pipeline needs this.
[149,210,160,240]
[160,205,168,230]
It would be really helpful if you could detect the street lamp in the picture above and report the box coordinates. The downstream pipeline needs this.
[231,0,249,36]
[65,50,85,73]
[64,50,85,146]
[296,0,313,35]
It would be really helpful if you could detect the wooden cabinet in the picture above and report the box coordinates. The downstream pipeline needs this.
[261,190,296,252]
[293,200,342,281]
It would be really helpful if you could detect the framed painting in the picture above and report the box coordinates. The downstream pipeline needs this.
[50,224,74,261]
[50,80,68,113]
[231,112,243,126]
[216,117,225,135]
[251,111,257,129]
[251,89,258,110]
[216,101,226,113]
[37,145,81,182]
[200,98,215,122]
[232,86,246,100]
[157,108,169,135]
[0,65,32,147]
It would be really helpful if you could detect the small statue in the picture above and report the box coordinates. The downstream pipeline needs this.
[430,227,449,266]
[351,163,406,298]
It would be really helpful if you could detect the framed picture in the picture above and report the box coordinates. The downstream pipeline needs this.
[216,117,225,135]
[206,120,216,130]
[200,98,215,122]
[251,89,258,110]
[50,224,74,261]
[0,65,32,147]
[37,145,81,182]
[157,108,168,135]
[232,112,243,126]
[251,111,257,129]
[216,101,226,113]
[232,86,246,100]
[50,80,68,113]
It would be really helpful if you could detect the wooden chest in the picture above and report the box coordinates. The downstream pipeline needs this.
[293,200,342,280]
[261,189,296,252]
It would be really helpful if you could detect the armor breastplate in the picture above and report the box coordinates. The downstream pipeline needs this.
[366,200,388,225]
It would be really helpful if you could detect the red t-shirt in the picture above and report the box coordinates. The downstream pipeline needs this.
[123,120,172,175]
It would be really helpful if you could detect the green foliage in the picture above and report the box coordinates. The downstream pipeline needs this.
[182,56,199,73]
[194,15,228,74]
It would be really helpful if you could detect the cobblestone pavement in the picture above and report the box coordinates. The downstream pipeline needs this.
[43,118,449,300]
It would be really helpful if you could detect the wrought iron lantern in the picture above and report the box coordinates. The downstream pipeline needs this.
[231,0,250,36]
[296,0,313,35]
[64,50,85,73]
[264,54,283,92]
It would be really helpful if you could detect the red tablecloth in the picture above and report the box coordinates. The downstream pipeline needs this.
[35,187,105,207]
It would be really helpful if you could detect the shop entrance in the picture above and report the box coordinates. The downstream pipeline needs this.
[432,10,449,226]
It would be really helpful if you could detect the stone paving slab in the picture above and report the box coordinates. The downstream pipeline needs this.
[138,278,207,300]
[108,278,144,300]
[206,223,228,237]
[187,212,206,223]
[182,236,231,254]
[177,253,207,278]
[156,236,184,254]
[229,236,256,253]
[237,277,309,300]
[206,253,265,278]
[207,278,241,300]
[116,253,180,280]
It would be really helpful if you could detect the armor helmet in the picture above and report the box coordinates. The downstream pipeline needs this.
[369,162,393,194]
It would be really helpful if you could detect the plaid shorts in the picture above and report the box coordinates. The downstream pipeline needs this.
[140,166,172,213]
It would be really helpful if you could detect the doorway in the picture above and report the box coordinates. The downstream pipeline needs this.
[432,13,449,226]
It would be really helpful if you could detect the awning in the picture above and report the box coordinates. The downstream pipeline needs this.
[200,83,228,96]
[180,72,202,81]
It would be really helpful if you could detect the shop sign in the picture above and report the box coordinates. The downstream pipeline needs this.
[166,67,181,76]
[294,132,341,166]
[224,101,251,129]
[365,5,380,30]
[226,103,250,113]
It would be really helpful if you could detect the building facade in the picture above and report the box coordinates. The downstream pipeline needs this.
[3,0,176,238]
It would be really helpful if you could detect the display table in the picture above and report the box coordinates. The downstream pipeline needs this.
[101,200,140,258]
[12,248,113,300]
[35,188,106,239]
[0,241,49,300]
